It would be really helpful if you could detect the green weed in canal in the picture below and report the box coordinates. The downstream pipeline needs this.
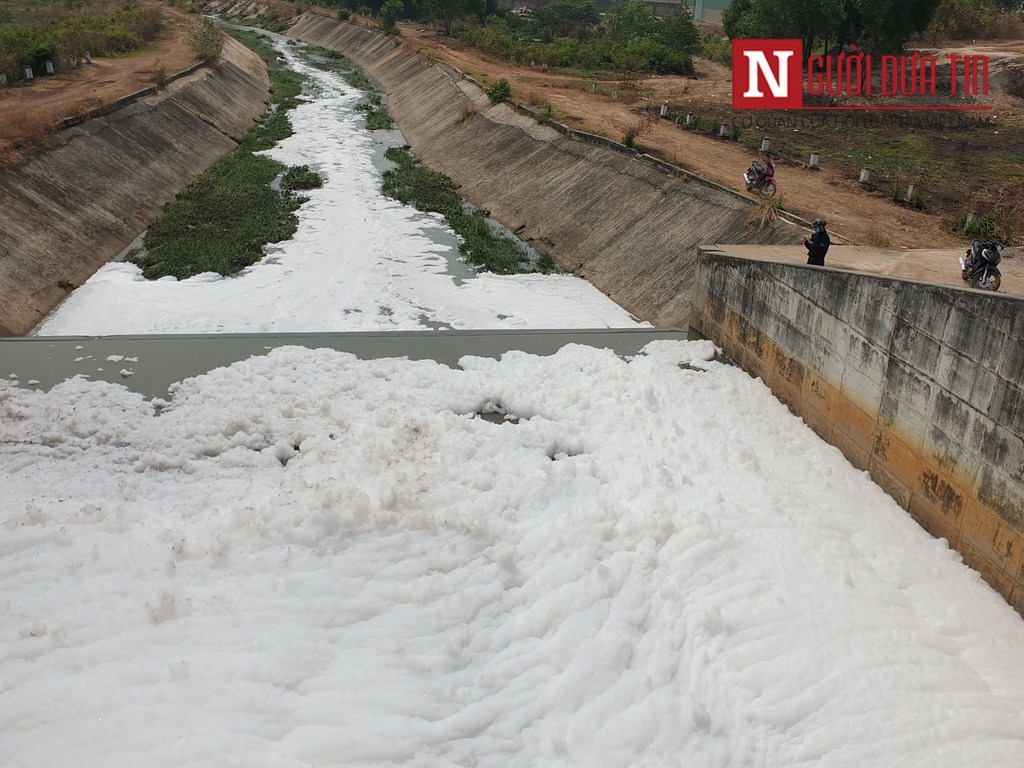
[354,101,394,130]
[129,153,307,280]
[282,165,324,191]
[381,147,557,275]
[127,28,315,280]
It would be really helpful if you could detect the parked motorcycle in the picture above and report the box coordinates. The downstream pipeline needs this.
[960,239,1003,291]
[743,159,777,197]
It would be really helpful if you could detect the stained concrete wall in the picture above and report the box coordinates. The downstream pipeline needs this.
[0,36,270,336]
[288,14,797,328]
[692,249,1024,614]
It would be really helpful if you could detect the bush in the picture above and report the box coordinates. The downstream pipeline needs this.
[152,62,167,87]
[700,33,731,66]
[928,0,991,38]
[338,8,351,20]
[187,18,222,62]
[486,77,512,103]
[957,211,1009,240]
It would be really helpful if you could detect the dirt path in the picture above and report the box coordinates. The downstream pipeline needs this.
[393,23,994,250]
[0,6,196,152]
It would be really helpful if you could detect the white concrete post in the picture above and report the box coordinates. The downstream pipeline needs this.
[859,168,871,183]
[685,113,693,125]
[761,137,771,151]
[611,90,618,100]
[905,184,915,201]
[719,124,728,137]
[24,67,34,80]
[592,83,598,93]
[660,101,668,117]
[0,73,7,86]
[44,60,54,75]
[85,51,92,64]
[809,153,820,169]
[70,56,77,68]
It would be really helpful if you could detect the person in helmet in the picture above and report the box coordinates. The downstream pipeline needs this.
[804,218,830,266]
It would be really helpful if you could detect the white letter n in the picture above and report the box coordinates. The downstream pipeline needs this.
[743,51,793,98]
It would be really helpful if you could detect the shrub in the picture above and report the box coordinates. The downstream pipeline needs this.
[338,8,351,20]
[957,211,1009,240]
[152,62,167,88]
[187,18,222,63]
[486,77,512,103]
[700,33,731,66]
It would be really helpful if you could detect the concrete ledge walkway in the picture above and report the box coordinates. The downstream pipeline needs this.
[707,244,1023,297]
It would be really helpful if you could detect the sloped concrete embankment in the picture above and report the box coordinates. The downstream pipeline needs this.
[694,250,1024,614]
[288,14,797,327]
[0,36,270,337]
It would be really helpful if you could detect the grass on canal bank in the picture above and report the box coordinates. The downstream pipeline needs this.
[382,147,557,275]
[127,30,322,281]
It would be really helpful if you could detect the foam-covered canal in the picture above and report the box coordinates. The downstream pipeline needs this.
[32,37,642,336]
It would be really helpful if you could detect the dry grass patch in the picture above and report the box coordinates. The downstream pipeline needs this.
[746,196,784,231]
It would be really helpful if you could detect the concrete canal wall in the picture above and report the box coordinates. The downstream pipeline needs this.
[287,13,799,329]
[692,249,1024,614]
[0,36,270,336]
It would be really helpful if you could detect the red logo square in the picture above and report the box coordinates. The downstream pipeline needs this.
[732,39,803,110]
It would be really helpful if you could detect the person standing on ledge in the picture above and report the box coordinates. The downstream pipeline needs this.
[804,218,830,266]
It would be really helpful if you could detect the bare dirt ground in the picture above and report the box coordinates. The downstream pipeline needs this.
[390,21,1024,252]
[0,6,196,153]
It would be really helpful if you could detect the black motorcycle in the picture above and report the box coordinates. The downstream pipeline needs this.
[742,159,777,197]
[960,239,1003,291]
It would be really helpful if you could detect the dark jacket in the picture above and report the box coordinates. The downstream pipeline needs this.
[805,228,830,265]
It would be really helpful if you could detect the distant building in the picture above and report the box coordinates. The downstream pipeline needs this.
[684,0,731,23]
[495,0,731,23]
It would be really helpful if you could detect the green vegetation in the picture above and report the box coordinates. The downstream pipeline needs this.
[458,0,700,76]
[699,32,732,65]
[725,0,939,57]
[378,0,402,33]
[343,68,373,89]
[382,147,557,274]
[957,211,1011,241]
[929,0,1024,38]
[0,0,163,82]
[485,77,512,103]
[127,28,314,280]
[355,99,394,129]
[127,152,308,279]
[282,164,324,191]
[186,17,221,63]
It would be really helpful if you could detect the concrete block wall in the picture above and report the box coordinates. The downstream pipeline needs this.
[0,36,270,336]
[692,249,1024,613]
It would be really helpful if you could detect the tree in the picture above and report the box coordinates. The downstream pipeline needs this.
[532,0,600,40]
[658,7,700,56]
[725,0,940,56]
[379,0,403,32]
[606,0,657,42]
[420,0,469,35]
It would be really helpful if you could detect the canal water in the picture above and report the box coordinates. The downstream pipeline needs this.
[32,34,644,336]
